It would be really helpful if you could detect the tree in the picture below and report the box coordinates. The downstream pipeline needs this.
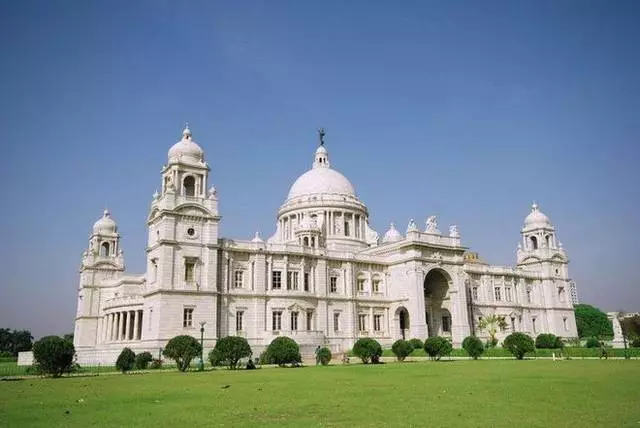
[408,338,424,352]
[503,333,535,360]
[574,304,613,339]
[535,334,559,349]
[423,336,453,361]
[352,338,383,364]
[619,315,640,340]
[263,337,302,367]
[391,339,412,361]
[63,334,74,344]
[0,329,33,357]
[163,335,202,372]
[478,315,508,347]
[116,347,136,373]
[462,336,484,360]
[208,336,252,370]
[32,336,76,377]
[317,347,332,365]
[135,352,154,370]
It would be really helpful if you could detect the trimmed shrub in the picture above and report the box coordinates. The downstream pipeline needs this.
[150,359,163,369]
[263,337,302,367]
[585,337,601,348]
[462,336,484,360]
[135,352,153,370]
[317,347,332,365]
[485,337,498,349]
[554,336,565,349]
[208,336,252,370]
[535,334,559,349]
[32,336,76,378]
[424,336,452,361]
[408,339,424,352]
[503,333,535,360]
[116,347,136,373]
[163,335,202,372]
[352,338,383,364]
[391,339,412,361]
[631,337,640,348]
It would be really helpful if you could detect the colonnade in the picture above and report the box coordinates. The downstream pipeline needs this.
[101,309,143,343]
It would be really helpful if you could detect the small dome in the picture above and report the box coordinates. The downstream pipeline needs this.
[315,145,328,155]
[287,167,356,201]
[524,202,552,229]
[251,231,264,243]
[382,223,403,243]
[168,124,204,162]
[93,209,117,234]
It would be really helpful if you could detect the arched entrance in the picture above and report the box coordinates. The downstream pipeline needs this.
[395,307,410,340]
[423,269,451,337]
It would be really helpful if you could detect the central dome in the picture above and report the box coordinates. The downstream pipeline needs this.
[287,167,356,200]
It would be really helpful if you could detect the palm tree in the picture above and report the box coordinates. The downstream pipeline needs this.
[478,315,508,347]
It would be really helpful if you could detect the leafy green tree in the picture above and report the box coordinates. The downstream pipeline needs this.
[585,337,601,348]
[423,336,452,361]
[574,304,613,339]
[619,315,640,340]
[317,347,332,365]
[535,334,559,349]
[478,315,508,347]
[352,338,383,364]
[163,335,202,372]
[116,347,136,373]
[263,337,302,367]
[408,338,424,352]
[462,336,484,359]
[503,333,535,360]
[391,339,412,361]
[32,336,75,377]
[135,352,153,369]
[208,336,252,370]
[63,334,74,344]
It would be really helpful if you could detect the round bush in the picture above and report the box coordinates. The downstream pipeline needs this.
[32,335,76,378]
[585,337,601,348]
[263,337,302,367]
[317,347,332,365]
[424,336,452,361]
[462,335,485,359]
[535,333,559,349]
[503,332,535,360]
[208,336,252,370]
[408,338,424,352]
[554,336,565,349]
[162,335,202,372]
[135,352,153,370]
[150,359,163,369]
[391,339,412,361]
[116,347,136,373]
[631,337,640,348]
[352,338,383,364]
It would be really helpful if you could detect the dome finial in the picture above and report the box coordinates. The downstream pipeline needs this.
[182,122,192,139]
[103,208,110,217]
[531,201,538,211]
[318,128,326,146]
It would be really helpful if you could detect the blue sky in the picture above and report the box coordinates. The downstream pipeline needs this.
[1,1,638,338]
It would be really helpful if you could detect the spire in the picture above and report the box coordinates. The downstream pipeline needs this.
[182,122,192,140]
[531,201,538,212]
[313,128,330,169]
[318,128,326,146]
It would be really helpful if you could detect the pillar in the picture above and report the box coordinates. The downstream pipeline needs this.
[118,312,124,341]
[133,310,139,340]
[124,311,131,341]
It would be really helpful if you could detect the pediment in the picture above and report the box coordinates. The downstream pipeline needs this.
[175,204,212,217]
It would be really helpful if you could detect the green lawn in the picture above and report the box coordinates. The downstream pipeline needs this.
[1,360,639,427]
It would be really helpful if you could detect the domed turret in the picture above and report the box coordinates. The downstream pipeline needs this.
[523,202,552,231]
[93,209,117,235]
[382,223,403,243]
[167,124,204,163]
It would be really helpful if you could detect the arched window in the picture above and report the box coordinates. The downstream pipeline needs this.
[545,235,551,248]
[183,176,195,196]
[530,236,538,250]
[100,242,110,256]
[441,309,452,333]
[344,221,350,237]
[303,237,309,247]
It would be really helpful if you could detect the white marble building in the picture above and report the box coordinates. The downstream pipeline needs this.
[73,126,578,364]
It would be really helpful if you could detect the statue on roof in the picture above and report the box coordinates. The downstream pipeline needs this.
[318,128,326,146]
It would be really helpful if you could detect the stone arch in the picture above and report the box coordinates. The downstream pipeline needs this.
[395,306,410,340]
[423,268,452,337]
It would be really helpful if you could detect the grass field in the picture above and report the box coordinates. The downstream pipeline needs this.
[1,360,639,427]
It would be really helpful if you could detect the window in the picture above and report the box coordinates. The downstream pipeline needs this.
[530,236,538,250]
[272,271,282,290]
[333,312,340,332]
[185,260,195,282]
[526,289,532,303]
[290,311,299,331]
[472,286,478,300]
[442,315,451,332]
[372,279,380,293]
[236,311,244,331]
[357,279,365,292]
[505,287,512,302]
[306,311,313,331]
[563,317,568,331]
[183,308,194,328]
[287,271,299,290]
[558,287,565,303]
[151,259,158,283]
[358,314,367,332]
[330,276,337,293]
[272,311,282,331]
[183,175,195,196]
[234,270,244,288]
[344,221,350,237]
[510,317,516,332]
[373,314,382,332]
[532,317,537,334]
[304,273,310,292]
[100,242,110,256]
[494,287,501,301]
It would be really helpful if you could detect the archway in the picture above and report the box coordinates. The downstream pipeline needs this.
[423,269,451,337]
[183,176,196,196]
[395,307,410,340]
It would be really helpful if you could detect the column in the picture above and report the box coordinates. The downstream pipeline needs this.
[118,312,125,341]
[133,310,139,341]
[124,311,131,341]
[110,313,115,341]
[137,310,143,340]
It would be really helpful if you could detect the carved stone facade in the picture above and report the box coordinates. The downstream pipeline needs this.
[73,127,578,364]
